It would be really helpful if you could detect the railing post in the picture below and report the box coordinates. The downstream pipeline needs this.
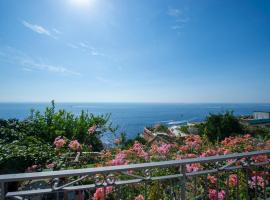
[0,182,5,200]
[180,165,186,200]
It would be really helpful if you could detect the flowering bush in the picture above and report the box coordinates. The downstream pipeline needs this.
[1,105,270,199]
[0,101,117,174]
[97,134,270,199]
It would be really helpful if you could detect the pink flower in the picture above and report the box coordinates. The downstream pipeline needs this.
[132,142,149,160]
[138,150,149,160]
[88,124,97,135]
[68,140,81,151]
[226,159,235,165]
[184,135,202,151]
[179,145,189,152]
[200,152,207,157]
[208,175,217,184]
[53,137,66,148]
[46,163,55,169]
[26,165,38,173]
[186,163,201,173]
[93,186,113,200]
[249,176,266,189]
[208,189,225,200]
[111,152,127,166]
[186,153,197,158]
[228,174,237,187]
[135,194,144,200]
[216,147,230,155]
[200,149,218,157]
[132,141,144,152]
[157,144,171,155]
[223,149,231,155]
[251,155,268,163]
[205,149,218,156]
[244,134,251,139]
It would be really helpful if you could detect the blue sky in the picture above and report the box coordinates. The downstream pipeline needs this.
[0,0,270,103]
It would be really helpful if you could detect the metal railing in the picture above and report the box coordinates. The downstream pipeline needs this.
[0,149,269,200]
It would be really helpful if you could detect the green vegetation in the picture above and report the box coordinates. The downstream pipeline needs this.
[28,101,115,150]
[0,101,116,174]
[154,124,169,133]
[178,125,189,134]
[196,111,244,142]
[247,126,270,141]
[120,133,147,149]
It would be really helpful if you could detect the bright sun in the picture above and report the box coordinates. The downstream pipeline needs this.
[70,0,92,7]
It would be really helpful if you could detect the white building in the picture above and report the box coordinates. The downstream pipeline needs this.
[253,111,270,120]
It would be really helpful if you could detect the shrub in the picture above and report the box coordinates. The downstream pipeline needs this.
[197,111,244,142]
[0,101,116,173]
[0,137,55,173]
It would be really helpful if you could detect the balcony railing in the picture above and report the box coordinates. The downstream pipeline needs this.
[0,149,269,200]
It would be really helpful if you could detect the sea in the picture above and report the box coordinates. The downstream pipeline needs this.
[0,103,270,141]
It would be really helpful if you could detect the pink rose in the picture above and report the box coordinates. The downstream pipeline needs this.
[88,125,97,135]
[68,140,81,151]
[208,175,217,184]
[53,137,66,148]
[46,163,55,169]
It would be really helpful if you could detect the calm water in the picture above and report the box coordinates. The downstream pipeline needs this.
[0,103,270,139]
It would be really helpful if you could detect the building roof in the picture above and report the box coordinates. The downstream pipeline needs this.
[253,111,270,113]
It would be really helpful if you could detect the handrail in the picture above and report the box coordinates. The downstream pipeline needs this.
[0,149,269,182]
[4,161,270,198]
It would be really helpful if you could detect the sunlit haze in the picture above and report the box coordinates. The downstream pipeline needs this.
[69,0,94,8]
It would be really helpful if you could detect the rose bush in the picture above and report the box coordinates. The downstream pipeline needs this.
[94,134,270,200]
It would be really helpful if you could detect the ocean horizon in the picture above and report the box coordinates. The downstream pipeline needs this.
[1,102,270,140]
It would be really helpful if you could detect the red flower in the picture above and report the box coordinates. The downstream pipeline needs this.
[93,187,113,200]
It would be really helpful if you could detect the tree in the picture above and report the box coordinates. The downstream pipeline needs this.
[199,111,244,142]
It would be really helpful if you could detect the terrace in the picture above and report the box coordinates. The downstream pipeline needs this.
[0,149,269,200]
